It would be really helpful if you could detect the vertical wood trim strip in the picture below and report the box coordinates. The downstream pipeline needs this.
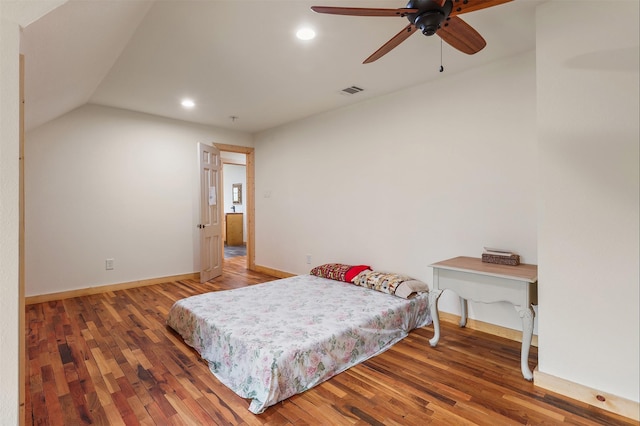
[245,149,255,270]
[19,53,26,425]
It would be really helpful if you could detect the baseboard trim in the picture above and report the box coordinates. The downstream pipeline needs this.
[25,272,200,305]
[252,264,295,279]
[534,368,639,421]
[26,265,292,305]
[438,311,539,347]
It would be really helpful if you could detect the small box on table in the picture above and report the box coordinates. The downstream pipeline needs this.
[481,253,520,266]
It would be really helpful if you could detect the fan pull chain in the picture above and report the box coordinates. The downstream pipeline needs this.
[439,38,444,72]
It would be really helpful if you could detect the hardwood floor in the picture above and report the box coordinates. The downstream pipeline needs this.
[25,257,635,425]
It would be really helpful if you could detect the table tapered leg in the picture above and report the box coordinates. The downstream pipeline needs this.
[514,304,535,380]
[428,290,443,347]
[459,297,468,327]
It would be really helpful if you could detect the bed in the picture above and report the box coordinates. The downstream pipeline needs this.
[167,268,431,414]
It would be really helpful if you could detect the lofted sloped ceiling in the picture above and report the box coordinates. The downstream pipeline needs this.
[21,0,543,134]
[21,0,153,131]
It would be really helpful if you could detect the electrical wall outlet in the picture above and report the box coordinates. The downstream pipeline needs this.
[306,254,312,265]
[105,258,114,270]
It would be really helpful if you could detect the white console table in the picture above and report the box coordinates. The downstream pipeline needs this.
[428,256,538,380]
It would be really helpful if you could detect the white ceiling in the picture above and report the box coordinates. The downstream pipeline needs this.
[21,0,543,134]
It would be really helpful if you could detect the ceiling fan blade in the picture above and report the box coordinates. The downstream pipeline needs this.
[363,24,418,64]
[449,0,513,17]
[311,6,417,17]
[438,16,486,54]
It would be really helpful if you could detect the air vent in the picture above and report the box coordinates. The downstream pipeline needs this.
[341,85,364,95]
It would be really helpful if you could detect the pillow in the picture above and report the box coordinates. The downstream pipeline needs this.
[310,263,371,283]
[345,264,372,282]
[352,270,429,299]
[394,279,430,299]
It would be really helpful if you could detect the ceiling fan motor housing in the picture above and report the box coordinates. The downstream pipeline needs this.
[406,0,453,36]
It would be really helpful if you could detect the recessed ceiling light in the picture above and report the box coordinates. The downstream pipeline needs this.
[181,99,195,108]
[296,28,316,41]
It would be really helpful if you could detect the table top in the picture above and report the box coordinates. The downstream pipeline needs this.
[430,256,538,283]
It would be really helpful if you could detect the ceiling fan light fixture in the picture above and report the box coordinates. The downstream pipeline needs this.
[414,11,444,36]
[311,0,506,62]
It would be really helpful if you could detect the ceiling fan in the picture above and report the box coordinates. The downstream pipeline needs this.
[311,0,513,64]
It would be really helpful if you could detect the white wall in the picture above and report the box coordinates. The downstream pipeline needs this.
[254,51,538,333]
[25,104,253,296]
[537,0,639,403]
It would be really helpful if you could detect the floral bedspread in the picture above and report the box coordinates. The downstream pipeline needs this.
[166,274,431,414]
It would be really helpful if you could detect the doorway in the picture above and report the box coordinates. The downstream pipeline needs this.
[222,161,246,258]
[214,143,255,271]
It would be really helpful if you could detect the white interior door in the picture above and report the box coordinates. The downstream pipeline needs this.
[198,143,222,282]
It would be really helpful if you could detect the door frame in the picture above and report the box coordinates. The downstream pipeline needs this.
[19,53,26,425]
[214,144,255,270]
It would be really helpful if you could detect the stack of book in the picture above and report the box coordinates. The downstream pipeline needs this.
[481,247,520,266]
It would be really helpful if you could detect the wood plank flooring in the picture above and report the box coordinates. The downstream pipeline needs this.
[25,257,635,425]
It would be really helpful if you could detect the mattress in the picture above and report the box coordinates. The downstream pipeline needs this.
[167,274,431,413]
